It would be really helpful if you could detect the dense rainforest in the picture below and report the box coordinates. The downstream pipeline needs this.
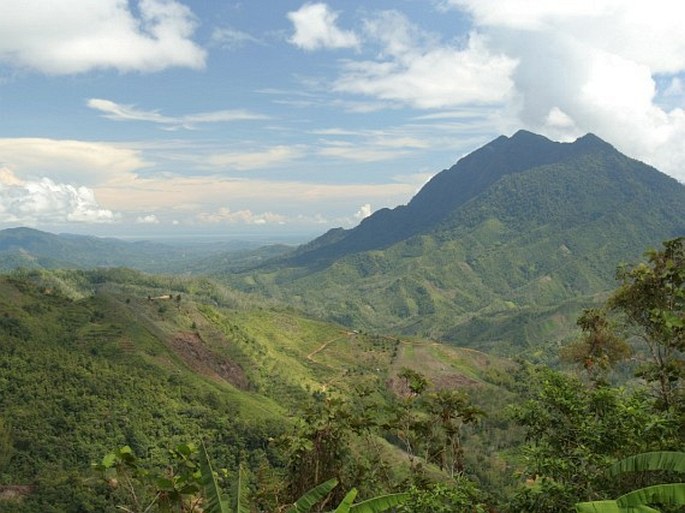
[0,237,683,512]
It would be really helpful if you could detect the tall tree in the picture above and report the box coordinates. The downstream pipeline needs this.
[610,237,685,410]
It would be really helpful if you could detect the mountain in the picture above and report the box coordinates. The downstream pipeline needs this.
[0,227,291,273]
[225,131,685,354]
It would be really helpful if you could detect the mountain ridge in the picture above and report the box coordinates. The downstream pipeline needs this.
[286,130,627,267]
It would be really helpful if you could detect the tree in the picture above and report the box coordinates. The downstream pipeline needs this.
[0,416,12,475]
[561,308,631,385]
[279,394,355,504]
[96,442,406,513]
[508,365,657,513]
[423,390,483,477]
[610,237,685,410]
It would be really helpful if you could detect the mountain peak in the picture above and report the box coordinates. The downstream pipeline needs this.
[509,129,550,142]
[573,132,616,152]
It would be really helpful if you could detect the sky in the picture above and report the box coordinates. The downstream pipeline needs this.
[1,0,684,241]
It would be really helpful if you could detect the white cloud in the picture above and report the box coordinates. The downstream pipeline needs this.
[354,203,372,220]
[0,138,148,185]
[207,146,303,170]
[450,0,685,73]
[440,0,685,181]
[195,208,286,225]
[87,98,268,130]
[288,3,359,50]
[332,12,517,108]
[136,214,160,224]
[0,0,205,74]
[0,167,118,225]
[319,144,408,162]
[211,27,260,49]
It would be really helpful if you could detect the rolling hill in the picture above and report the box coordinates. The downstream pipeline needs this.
[0,226,292,273]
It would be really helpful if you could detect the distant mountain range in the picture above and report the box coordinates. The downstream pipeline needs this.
[0,227,291,273]
[222,130,685,355]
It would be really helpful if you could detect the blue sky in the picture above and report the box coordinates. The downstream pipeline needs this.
[1,1,684,240]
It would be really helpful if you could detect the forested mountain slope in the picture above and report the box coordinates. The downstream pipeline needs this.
[225,132,685,354]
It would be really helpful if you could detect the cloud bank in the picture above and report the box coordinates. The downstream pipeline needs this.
[0,0,205,74]
[0,168,117,225]
[287,2,685,180]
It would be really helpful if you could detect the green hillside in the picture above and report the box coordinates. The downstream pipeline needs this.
[0,268,511,511]
[221,133,685,355]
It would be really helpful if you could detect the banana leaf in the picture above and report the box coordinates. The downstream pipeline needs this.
[332,488,358,513]
[609,452,685,476]
[616,483,685,509]
[286,478,338,513]
[234,462,250,513]
[198,441,231,513]
[575,501,660,513]
[349,492,408,513]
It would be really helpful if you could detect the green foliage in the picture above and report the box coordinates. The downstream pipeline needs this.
[561,308,631,384]
[221,136,685,355]
[285,478,338,513]
[610,237,685,410]
[576,452,685,513]
[198,441,231,513]
[608,452,685,476]
[396,481,487,513]
[0,417,13,478]
[507,365,665,512]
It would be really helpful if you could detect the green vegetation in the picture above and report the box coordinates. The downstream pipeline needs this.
[219,137,684,357]
[0,267,506,511]
[0,238,683,512]
[576,452,685,512]
[0,130,683,511]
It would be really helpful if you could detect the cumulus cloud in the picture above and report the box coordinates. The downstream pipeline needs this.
[136,214,160,224]
[333,11,517,108]
[0,138,147,185]
[0,167,118,225]
[287,3,359,50]
[87,99,268,130]
[196,207,286,225]
[354,203,372,220]
[443,0,685,180]
[0,0,205,74]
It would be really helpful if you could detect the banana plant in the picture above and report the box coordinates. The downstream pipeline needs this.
[335,489,408,513]
[198,442,407,513]
[575,451,685,513]
[198,440,231,513]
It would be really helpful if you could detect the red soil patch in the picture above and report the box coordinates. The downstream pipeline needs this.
[0,485,33,501]
[168,331,249,390]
